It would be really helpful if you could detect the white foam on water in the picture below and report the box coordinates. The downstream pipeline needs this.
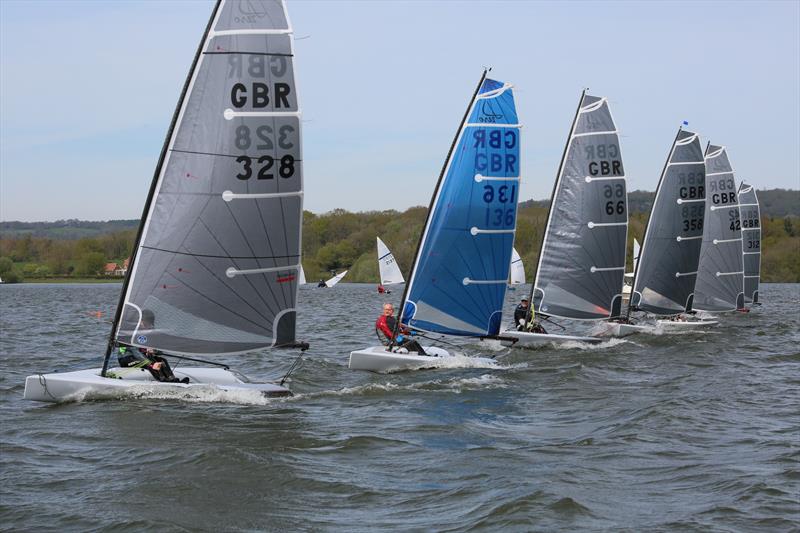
[297,373,507,399]
[555,337,632,351]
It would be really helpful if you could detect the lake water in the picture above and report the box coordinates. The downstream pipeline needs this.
[1,282,798,531]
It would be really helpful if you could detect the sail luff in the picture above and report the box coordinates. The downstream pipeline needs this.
[391,70,489,344]
[102,0,223,376]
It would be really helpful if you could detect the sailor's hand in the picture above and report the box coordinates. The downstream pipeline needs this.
[151,362,163,370]
[518,318,525,326]
[396,335,405,343]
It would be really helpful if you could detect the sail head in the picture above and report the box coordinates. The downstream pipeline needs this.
[115,0,303,355]
[402,78,520,336]
[534,93,628,320]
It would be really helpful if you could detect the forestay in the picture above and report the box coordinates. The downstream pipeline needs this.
[377,237,404,285]
[114,0,303,355]
[402,78,520,336]
[533,93,628,320]
[509,247,525,285]
[632,129,705,315]
[693,145,744,311]
[738,182,761,304]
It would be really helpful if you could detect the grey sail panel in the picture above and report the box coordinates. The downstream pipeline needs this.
[115,0,302,355]
[534,94,628,320]
[632,129,705,315]
[693,145,744,311]
[738,182,760,303]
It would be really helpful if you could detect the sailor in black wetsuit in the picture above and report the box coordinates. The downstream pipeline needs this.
[117,309,188,383]
[513,298,547,333]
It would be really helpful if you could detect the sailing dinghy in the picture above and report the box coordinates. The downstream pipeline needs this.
[350,73,519,372]
[377,237,404,292]
[738,182,761,306]
[25,0,307,402]
[692,144,745,313]
[602,128,718,337]
[500,91,629,348]
[324,270,348,287]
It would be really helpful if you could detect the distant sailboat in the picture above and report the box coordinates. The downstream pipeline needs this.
[350,72,519,372]
[502,91,628,348]
[325,270,348,287]
[377,237,404,292]
[298,265,307,285]
[608,128,717,336]
[24,0,307,402]
[693,144,745,312]
[508,247,525,287]
[738,182,761,306]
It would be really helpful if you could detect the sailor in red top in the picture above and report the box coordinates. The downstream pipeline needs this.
[375,303,427,355]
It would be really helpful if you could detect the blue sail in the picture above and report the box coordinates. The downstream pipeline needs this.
[401,78,520,336]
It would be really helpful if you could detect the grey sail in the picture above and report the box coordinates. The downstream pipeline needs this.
[114,0,303,355]
[693,145,744,311]
[738,182,761,304]
[534,93,628,320]
[631,129,705,315]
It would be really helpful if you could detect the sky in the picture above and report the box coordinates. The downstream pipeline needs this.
[1,0,798,222]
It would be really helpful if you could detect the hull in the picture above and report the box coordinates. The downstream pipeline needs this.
[499,329,603,348]
[656,319,718,330]
[597,322,654,337]
[24,367,291,403]
[348,345,494,373]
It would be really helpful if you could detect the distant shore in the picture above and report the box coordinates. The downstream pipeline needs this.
[14,278,123,284]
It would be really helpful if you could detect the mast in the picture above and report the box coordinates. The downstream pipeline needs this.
[389,69,489,348]
[523,89,586,328]
[625,126,683,320]
[101,0,222,377]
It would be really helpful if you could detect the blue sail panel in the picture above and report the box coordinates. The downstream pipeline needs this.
[402,79,520,336]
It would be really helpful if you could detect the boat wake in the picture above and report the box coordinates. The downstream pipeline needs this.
[301,373,508,399]
[554,337,633,350]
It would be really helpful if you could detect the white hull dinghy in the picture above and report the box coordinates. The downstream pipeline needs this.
[24,367,290,403]
[348,346,495,373]
[24,0,309,403]
[499,330,602,348]
[350,73,523,372]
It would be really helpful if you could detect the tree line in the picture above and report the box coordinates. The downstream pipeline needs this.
[1,205,798,283]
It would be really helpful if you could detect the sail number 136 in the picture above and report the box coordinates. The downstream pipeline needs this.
[483,184,516,227]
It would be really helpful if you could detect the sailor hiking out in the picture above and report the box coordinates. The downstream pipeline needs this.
[375,303,427,355]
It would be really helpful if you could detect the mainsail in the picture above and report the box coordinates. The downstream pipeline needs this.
[400,75,521,336]
[298,264,306,285]
[111,0,303,356]
[631,129,705,315]
[325,270,348,287]
[738,182,761,304]
[532,92,628,320]
[509,247,525,285]
[693,144,744,311]
[377,237,404,285]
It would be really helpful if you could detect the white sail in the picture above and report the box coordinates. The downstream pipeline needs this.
[298,265,306,285]
[325,270,348,287]
[625,238,640,279]
[377,237,404,285]
[509,248,525,285]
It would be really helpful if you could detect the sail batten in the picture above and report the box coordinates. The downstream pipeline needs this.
[113,0,303,355]
[400,76,521,337]
[693,145,744,311]
[532,93,628,321]
[631,129,706,315]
